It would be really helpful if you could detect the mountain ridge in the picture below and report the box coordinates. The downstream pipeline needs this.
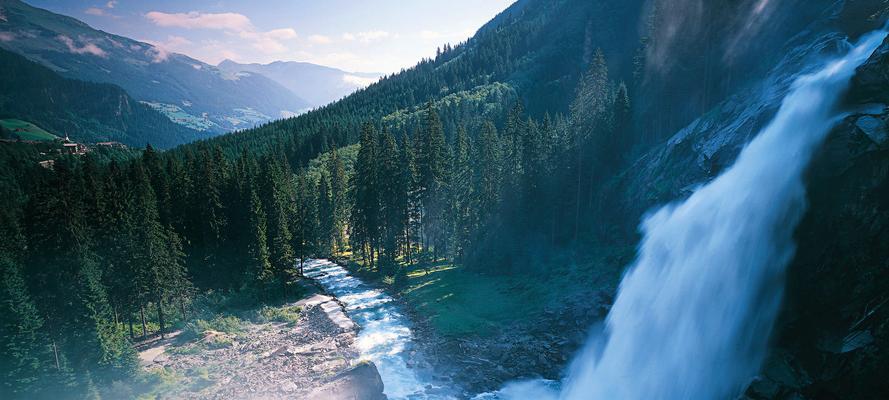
[217,59,382,108]
[0,0,310,133]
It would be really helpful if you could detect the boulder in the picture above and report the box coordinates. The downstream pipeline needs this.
[308,361,387,400]
[855,115,888,146]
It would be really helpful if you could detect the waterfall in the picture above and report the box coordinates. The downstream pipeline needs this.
[485,28,888,400]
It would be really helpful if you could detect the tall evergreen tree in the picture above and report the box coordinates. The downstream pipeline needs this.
[351,123,381,268]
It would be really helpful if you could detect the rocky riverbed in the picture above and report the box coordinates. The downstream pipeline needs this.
[137,289,386,399]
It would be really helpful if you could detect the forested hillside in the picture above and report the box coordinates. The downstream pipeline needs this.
[0,48,208,148]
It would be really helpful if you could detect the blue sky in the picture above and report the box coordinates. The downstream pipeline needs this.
[26,0,515,73]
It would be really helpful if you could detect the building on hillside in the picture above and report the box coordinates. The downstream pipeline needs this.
[96,141,127,149]
[38,159,55,170]
[59,134,89,155]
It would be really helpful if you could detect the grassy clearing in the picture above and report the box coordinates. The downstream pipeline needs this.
[0,119,57,141]
[365,246,633,338]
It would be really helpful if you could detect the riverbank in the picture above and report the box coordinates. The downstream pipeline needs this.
[335,249,631,395]
[134,282,386,399]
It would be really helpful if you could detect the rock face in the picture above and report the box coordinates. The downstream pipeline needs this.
[848,36,889,104]
[598,20,889,400]
[308,361,387,400]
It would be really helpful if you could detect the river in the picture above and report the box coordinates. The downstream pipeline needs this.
[303,259,451,399]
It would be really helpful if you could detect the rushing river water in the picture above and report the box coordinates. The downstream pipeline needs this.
[303,259,449,399]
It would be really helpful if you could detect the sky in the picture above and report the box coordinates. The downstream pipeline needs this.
[26,0,515,73]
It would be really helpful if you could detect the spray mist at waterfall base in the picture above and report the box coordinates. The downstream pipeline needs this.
[478,28,888,400]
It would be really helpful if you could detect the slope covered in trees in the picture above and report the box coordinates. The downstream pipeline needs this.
[0,48,209,149]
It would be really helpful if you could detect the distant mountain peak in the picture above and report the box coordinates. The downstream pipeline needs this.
[217,59,382,107]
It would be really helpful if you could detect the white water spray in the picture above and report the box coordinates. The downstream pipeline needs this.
[486,29,888,400]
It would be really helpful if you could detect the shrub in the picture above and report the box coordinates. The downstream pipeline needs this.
[256,305,302,325]
[183,315,244,339]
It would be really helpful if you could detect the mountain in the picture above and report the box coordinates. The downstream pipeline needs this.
[218,59,382,108]
[0,0,310,133]
[0,47,208,148]
[201,0,645,157]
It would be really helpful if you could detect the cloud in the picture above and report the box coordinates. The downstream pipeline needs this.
[85,7,108,16]
[420,30,445,40]
[142,35,192,63]
[57,35,107,57]
[342,30,393,43]
[308,34,332,44]
[238,28,297,54]
[145,11,253,31]
[0,32,14,42]
[342,74,379,87]
[146,10,298,55]
[420,28,474,42]
[106,1,117,8]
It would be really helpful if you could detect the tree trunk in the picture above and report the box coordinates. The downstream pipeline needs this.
[51,339,61,370]
[140,304,147,337]
[128,314,134,339]
[179,296,187,320]
[156,297,165,339]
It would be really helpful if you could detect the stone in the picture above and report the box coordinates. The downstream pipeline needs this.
[308,361,387,400]
[855,115,888,146]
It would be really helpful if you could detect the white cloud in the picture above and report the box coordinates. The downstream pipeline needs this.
[238,28,297,54]
[106,1,117,9]
[142,35,192,63]
[419,28,475,42]
[342,30,394,43]
[85,7,108,17]
[57,35,107,57]
[420,30,445,40]
[342,74,379,87]
[0,32,14,42]
[308,34,332,44]
[145,11,253,31]
[264,28,297,40]
[146,10,298,56]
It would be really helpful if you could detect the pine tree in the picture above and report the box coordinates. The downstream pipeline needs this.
[0,257,57,397]
[450,126,473,261]
[326,147,348,254]
[351,123,380,268]
[417,104,450,260]
[316,173,335,257]
[261,159,295,299]
[293,173,317,275]
[248,189,272,287]
[377,128,403,268]
[398,133,420,264]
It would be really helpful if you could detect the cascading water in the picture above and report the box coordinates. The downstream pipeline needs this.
[303,259,451,399]
[483,28,888,400]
